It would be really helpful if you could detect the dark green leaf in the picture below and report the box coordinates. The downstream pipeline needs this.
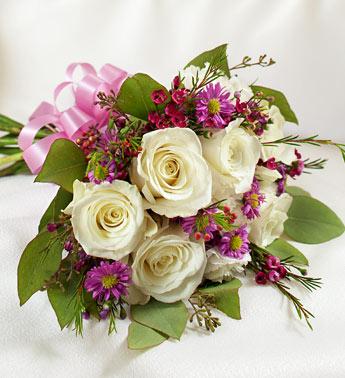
[128,321,168,350]
[284,195,345,244]
[35,139,87,192]
[47,273,83,329]
[185,44,230,77]
[251,85,299,124]
[116,73,170,120]
[286,186,310,197]
[266,238,309,266]
[131,299,188,340]
[18,232,63,305]
[39,188,72,232]
[200,278,242,320]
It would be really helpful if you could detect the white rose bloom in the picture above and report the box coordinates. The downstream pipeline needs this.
[63,180,145,260]
[255,165,282,183]
[249,192,293,247]
[131,227,207,303]
[130,127,212,218]
[255,165,282,194]
[261,105,295,164]
[204,248,251,283]
[200,119,261,197]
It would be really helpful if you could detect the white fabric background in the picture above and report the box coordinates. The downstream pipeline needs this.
[0,1,345,377]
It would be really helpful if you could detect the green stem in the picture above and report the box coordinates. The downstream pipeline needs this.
[0,160,29,177]
[0,136,18,146]
[0,147,21,155]
[0,152,23,167]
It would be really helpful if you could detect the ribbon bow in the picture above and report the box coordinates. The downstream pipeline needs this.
[18,63,128,174]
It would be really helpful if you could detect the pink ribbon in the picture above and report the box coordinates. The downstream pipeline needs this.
[18,63,128,174]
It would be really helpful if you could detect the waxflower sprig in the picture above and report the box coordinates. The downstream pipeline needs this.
[248,244,321,329]
[262,134,345,163]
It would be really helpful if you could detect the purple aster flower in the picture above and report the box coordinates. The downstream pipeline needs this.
[218,225,250,259]
[196,83,234,128]
[180,208,219,241]
[88,159,116,184]
[84,261,132,302]
[241,178,265,220]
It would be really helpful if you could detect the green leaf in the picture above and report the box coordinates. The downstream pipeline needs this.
[251,85,299,124]
[35,139,87,192]
[266,238,309,266]
[39,188,73,232]
[131,299,188,340]
[284,195,345,244]
[47,272,82,329]
[128,321,168,350]
[200,278,242,320]
[286,186,310,197]
[185,44,230,77]
[116,73,170,121]
[18,232,63,305]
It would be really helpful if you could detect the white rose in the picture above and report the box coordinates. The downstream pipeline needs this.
[64,180,145,260]
[130,127,212,217]
[260,105,295,164]
[200,119,261,197]
[131,227,207,303]
[204,248,251,282]
[249,192,293,247]
[255,165,282,194]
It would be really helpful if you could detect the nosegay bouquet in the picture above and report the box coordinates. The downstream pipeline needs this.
[1,44,344,350]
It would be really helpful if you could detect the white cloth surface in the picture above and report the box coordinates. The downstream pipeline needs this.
[1,1,345,377]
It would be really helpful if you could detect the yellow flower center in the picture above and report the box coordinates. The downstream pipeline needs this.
[101,275,118,289]
[208,98,221,115]
[250,193,260,208]
[230,235,243,251]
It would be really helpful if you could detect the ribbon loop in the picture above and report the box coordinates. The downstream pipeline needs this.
[19,63,128,174]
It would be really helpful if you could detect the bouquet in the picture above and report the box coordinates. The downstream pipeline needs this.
[1,44,344,350]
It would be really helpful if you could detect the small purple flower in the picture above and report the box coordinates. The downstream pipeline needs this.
[196,83,234,128]
[241,178,265,220]
[277,164,287,196]
[151,89,168,105]
[84,261,132,302]
[82,311,90,320]
[289,160,304,178]
[218,225,250,258]
[276,265,287,279]
[99,308,110,320]
[265,255,281,269]
[268,270,281,283]
[47,223,58,232]
[255,271,267,285]
[64,239,74,252]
